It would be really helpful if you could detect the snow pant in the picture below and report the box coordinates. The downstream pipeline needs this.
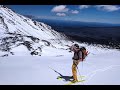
[72,60,80,81]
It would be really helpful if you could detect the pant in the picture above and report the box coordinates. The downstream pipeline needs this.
[72,60,80,81]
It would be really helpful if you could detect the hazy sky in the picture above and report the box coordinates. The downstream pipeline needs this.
[9,5,120,24]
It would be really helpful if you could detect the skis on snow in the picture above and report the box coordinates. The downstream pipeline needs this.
[57,75,85,85]
[65,79,85,85]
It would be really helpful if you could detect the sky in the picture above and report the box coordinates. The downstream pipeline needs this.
[8,5,120,24]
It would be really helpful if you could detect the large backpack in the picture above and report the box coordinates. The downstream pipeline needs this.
[79,47,88,60]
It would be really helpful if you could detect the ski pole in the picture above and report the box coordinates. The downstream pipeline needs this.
[76,65,85,85]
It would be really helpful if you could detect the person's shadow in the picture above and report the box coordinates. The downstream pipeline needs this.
[57,75,73,81]
[49,67,73,82]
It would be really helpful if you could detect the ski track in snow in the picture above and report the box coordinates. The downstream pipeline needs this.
[85,65,120,83]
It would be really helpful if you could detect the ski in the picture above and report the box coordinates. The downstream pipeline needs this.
[65,79,85,85]
[57,75,85,80]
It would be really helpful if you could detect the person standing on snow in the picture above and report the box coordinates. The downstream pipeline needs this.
[70,44,88,82]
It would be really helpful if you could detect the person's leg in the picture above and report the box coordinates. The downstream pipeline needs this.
[72,60,79,82]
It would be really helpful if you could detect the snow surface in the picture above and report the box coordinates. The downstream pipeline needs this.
[0,43,120,85]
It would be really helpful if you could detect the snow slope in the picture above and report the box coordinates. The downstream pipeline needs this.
[0,5,72,56]
[0,43,120,85]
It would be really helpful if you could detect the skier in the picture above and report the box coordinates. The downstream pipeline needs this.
[70,44,88,83]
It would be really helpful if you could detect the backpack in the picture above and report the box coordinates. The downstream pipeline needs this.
[79,47,88,60]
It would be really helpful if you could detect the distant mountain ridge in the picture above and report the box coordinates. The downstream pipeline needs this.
[23,15,120,27]
[32,17,120,49]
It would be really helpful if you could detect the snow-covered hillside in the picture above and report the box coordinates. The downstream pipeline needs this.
[0,5,73,56]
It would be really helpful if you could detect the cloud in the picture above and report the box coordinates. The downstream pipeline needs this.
[79,5,90,9]
[71,10,79,14]
[95,5,120,12]
[51,5,69,12]
[56,13,66,16]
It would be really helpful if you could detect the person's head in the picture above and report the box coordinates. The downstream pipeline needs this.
[69,43,80,52]
[74,44,79,48]
[73,44,80,51]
